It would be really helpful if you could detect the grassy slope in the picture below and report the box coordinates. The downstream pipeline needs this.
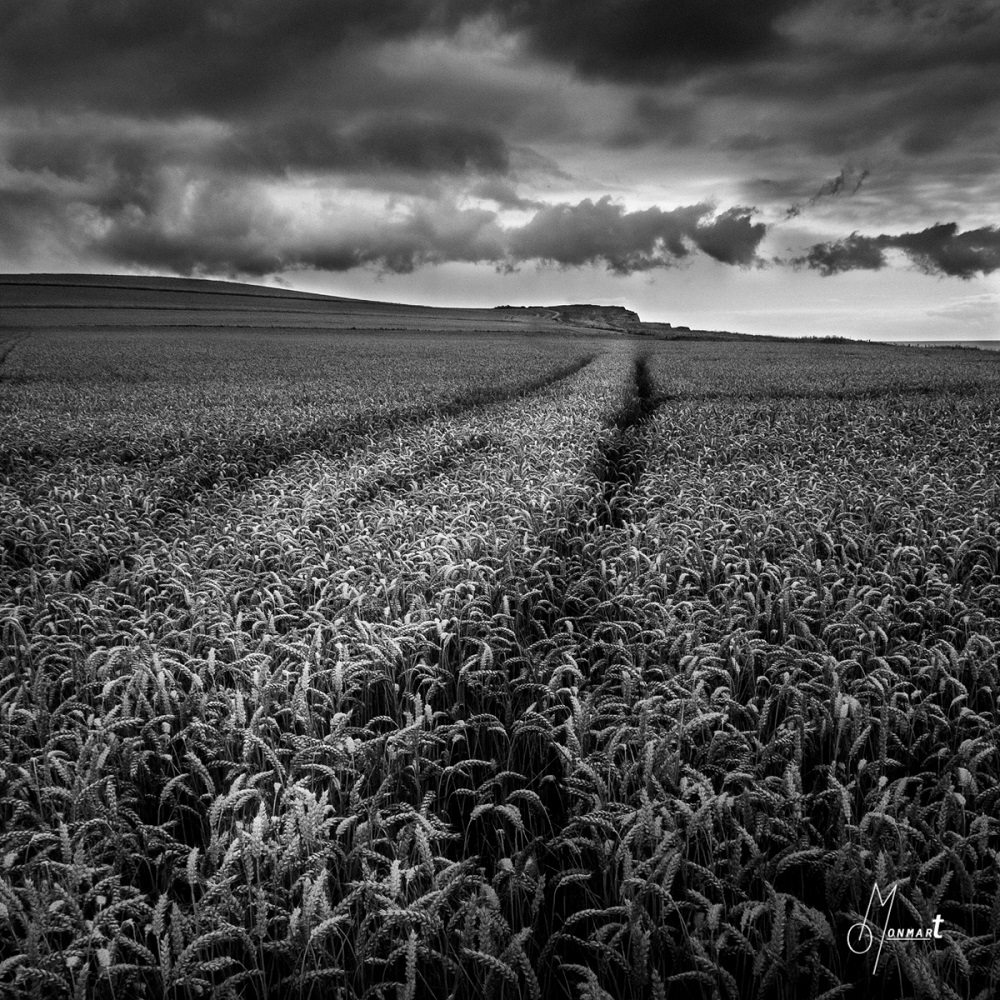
[0,274,587,336]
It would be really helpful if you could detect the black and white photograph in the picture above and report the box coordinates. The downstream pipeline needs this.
[1,2,998,998]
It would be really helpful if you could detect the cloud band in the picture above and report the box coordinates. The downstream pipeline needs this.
[798,223,1000,279]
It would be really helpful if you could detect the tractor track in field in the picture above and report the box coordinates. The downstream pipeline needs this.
[592,354,659,528]
[2,353,599,596]
[528,351,664,677]
[540,352,661,552]
[488,351,665,987]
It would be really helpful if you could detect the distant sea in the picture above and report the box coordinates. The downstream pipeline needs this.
[894,340,1000,352]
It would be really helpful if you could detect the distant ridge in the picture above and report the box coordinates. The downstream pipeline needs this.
[2,272,779,340]
[0,272,618,337]
[0,272,388,307]
[2,274,648,336]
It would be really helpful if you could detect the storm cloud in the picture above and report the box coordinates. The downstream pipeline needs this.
[96,195,510,278]
[1,0,998,331]
[221,116,512,177]
[0,0,814,118]
[485,0,808,81]
[0,157,768,278]
[798,223,1000,279]
[510,197,766,271]
[0,0,470,116]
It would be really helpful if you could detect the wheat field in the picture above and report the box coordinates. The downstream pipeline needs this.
[2,305,999,999]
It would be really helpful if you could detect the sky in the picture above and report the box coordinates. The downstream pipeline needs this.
[1,0,998,341]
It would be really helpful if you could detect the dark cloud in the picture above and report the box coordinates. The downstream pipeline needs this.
[795,233,888,276]
[0,159,768,278]
[710,2,1000,165]
[5,112,510,219]
[490,0,808,81]
[891,223,1000,278]
[222,115,511,176]
[4,1,998,192]
[689,207,769,266]
[508,197,766,272]
[0,0,815,120]
[345,116,509,175]
[812,68,1000,159]
[117,208,503,278]
[702,2,1000,99]
[0,110,512,277]
[6,127,170,219]
[797,223,1000,278]
[0,0,470,116]
[65,180,509,278]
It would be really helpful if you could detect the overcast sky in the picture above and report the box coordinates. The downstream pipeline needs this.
[2,0,998,340]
